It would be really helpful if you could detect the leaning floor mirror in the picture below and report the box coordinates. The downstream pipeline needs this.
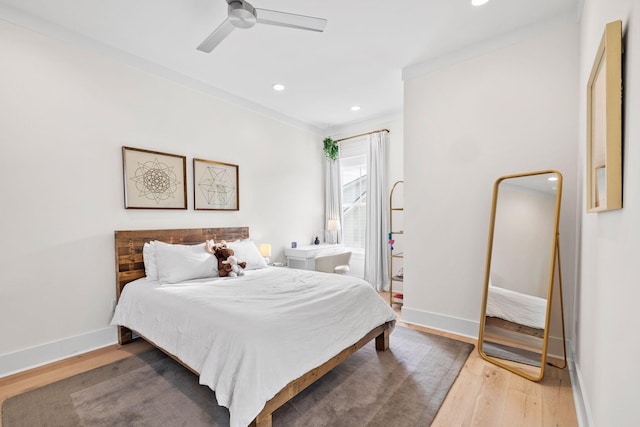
[478,170,567,381]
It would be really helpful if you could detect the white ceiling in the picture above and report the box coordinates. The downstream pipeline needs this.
[0,0,580,131]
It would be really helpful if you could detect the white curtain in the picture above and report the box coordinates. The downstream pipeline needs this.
[364,132,390,291]
[324,156,343,244]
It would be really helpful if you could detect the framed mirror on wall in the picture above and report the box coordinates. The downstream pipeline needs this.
[586,19,622,212]
[478,170,567,381]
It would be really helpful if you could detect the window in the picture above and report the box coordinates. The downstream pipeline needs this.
[340,138,368,249]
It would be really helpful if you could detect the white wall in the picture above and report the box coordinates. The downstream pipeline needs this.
[491,184,557,299]
[577,1,640,425]
[402,18,579,343]
[0,20,323,375]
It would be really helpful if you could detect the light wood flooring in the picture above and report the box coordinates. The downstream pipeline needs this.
[0,293,578,427]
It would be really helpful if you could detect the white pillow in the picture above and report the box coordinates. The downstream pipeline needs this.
[142,241,159,281]
[227,239,268,270]
[154,241,217,284]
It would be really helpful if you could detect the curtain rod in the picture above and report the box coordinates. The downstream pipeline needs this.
[334,128,390,143]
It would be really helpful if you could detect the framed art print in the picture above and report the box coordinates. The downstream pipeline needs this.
[193,158,239,210]
[586,20,623,212]
[122,146,187,209]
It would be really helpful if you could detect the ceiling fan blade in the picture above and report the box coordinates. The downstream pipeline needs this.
[255,8,327,32]
[197,19,236,53]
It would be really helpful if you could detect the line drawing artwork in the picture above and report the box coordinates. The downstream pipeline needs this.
[198,166,235,208]
[131,157,181,204]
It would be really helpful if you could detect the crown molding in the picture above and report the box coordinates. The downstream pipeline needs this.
[402,10,579,81]
[0,4,323,134]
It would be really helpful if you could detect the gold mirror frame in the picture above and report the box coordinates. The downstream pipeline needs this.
[477,170,567,381]
[586,19,622,213]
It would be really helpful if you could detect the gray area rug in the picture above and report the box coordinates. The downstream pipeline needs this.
[3,326,473,427]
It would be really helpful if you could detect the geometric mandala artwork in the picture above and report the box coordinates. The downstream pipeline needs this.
[197,166,235,207]
[122,146,186,209]
[131,157,181,204]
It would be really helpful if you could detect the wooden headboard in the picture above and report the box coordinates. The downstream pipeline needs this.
[114,226,249,343]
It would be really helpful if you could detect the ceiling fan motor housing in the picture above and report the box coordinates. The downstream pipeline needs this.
[228,1,257,29]
[196,0,327,52]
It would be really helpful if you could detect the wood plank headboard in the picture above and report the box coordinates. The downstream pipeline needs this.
[114,226,249,344]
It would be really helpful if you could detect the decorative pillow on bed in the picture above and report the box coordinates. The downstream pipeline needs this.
[154,241,218,284]
[227,238,268,270]
[142,241,159,281]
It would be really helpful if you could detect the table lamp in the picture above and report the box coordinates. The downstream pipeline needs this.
[327,219,339,244]
[259,243,272,265]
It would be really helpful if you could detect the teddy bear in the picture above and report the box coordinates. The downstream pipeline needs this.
[206,240,246,278]
[226,254,246,277]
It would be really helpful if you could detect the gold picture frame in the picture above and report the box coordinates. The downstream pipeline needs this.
[586,20,623,213]
[193,158,239,211]
[122,146,187,209]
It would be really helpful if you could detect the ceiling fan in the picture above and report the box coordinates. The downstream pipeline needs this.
[197,0,328,53]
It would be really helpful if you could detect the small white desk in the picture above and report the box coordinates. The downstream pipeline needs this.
[284,244,346,270]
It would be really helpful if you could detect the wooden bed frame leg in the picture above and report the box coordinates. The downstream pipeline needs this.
[118,326,134,345]
[253,412,272,427]
[375,324,390,351]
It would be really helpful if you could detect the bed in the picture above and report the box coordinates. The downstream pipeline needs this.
[485,284,547,331]
[111,227,396,427]
[483,285,546,365]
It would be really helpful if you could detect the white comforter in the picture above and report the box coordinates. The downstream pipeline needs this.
[111,267,396,427]
[486,285,547,330]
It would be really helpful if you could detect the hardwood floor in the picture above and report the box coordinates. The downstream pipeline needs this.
[382,292,578,427]
[0,295,578,427]
[0,341,152,427]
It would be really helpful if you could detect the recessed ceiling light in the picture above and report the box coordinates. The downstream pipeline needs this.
[471,0,489,6]
[351,105,361,111]
[548,176,558,182]
[272,83,285,91]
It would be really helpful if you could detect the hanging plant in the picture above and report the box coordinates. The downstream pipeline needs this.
[323,137,339,161]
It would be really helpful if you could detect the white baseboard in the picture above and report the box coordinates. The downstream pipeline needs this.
[400,306,479,339]
[0,327,117,378]
[568,356,593,427]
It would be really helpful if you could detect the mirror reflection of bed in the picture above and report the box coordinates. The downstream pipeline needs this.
[483,283,546,368]
[478,170,566,381]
